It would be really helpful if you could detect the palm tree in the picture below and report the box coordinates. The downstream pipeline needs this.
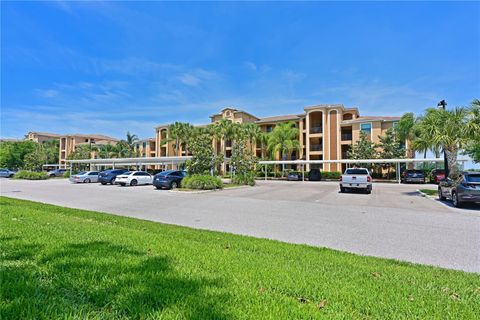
[212,119,234,171]
[394,112,418,159]
[417,107,473,178]
[257,131,270,159]
[168,122,193,156]
[97,143,118,159]
[267,122,300,176]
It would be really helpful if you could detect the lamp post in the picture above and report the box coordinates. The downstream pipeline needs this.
[437,100,449,178]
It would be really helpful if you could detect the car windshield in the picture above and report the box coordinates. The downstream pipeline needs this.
[289,172,300,175]
[158,170,175,176]
[466,174,480,183]
[345,169,368,175]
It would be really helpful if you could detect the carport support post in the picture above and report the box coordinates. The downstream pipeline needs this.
[397,162,401,184]
[69,163,72,176]
[264,164,267,181]
[302,164,305,181]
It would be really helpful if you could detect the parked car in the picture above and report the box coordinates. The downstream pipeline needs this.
[115,171,153,186]
[153,170,187,189]
[0,169,16,178]
[69,171,99,183]
[401,169,426,184]
[430,169,446,184]
[339,168,372,194]
[438,172,480,207]
[47,169,66,177]
[308,169,321,181]
[98,169,128,185]
[287,171,303,181]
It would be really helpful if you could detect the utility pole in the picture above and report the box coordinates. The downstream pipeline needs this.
[437,100,449,178]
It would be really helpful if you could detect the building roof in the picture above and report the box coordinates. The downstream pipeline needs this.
[255,114,301,124]
[61,134,118,141]
[304,104,345,111]
[341,116,401,124]
[209,107,259,121]
[28,132,62,137]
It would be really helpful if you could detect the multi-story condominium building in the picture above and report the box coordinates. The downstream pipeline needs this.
[153,104,401,172]
[59,134,118,168]
[134,138,157,158]
[26,131,61,143]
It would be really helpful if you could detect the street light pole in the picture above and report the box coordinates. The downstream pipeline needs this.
[437,100,449,178]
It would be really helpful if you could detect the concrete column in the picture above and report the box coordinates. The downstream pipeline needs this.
[306,112,310,172]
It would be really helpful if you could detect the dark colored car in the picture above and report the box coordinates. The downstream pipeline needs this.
[401,170,426,184]
[430,169,446,184]
[438,172,480,207]
[98,169,129,185]
[287,171,303,181]
[47,169,66,177]
[308,169,321,181]
[153,170,187,189]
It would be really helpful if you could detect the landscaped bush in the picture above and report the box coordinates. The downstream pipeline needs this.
[182,174,223,190]
[14,170,49,180]
[232,172,256,186]
[63,171,70,178]
[320,171,341,180]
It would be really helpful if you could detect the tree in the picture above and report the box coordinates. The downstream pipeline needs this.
[67,145,94,160]
[186,127,223,175]
[256,132,270,159]
[267,122,300,176]
[376,128,405,178]
[417,107,475,178]
[212,119,234,172]
[463,99,480,163]
[23,145,48,171]
[347,131,376,168]
[394,112,418,159]
[97,143,119,159]
[230,133,258,185]
[0,140,37,169]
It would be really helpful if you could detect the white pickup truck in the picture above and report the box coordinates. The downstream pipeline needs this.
[339,168,372,194]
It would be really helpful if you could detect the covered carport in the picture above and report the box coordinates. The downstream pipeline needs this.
[258,158,470,183]
[66,156,192,175]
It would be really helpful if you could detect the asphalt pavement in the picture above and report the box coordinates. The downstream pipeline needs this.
[1,178,479,272]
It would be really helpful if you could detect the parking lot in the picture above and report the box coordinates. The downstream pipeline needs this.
[1,178,479,272]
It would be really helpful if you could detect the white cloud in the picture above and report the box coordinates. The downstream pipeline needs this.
[244,61,257,71]
[35,89,59,98]
[178,73,201,86]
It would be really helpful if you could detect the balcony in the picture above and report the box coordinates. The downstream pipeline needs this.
[341,133,352,141]
[310,144,323,151]
[310,126,322,134]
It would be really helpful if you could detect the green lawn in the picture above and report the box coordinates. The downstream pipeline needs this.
[420,189,438,196]
[1,197,479,319]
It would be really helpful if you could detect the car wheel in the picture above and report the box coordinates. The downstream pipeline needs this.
[340,187,346,193]
[155,186,162,190]
[120,183,125,186]
[438,188,446,200]
[101,182,107,185]
[84,178,90,183]
[170,181,178,189]
[130,179,138,186]
[110,178,115,185]
[452,192,463,208]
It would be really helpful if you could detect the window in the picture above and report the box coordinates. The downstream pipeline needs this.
[133,172,141,176]
[89,172,98,175]
[266,125,273,133]
[360,123,372,135]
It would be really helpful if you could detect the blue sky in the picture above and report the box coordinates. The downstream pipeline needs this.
[1,1,479,140]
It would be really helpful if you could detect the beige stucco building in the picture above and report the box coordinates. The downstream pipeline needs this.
[26,132,61,143]
[59,134,118,168]
[152,104,400,172]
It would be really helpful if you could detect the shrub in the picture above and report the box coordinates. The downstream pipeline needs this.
[321,171,341,180]
[63,171,71,178]
[182,174,223,190]
[232,172,256,186]
[14,170,49,180]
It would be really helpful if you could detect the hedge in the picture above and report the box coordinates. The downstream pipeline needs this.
[182,175,223,190]
[13,170,49,180]
[232,172,256,186]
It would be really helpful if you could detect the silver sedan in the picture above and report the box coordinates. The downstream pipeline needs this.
[69,171,99,183]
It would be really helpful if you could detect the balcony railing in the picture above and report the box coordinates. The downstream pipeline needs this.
[310,126,322,134]
[310,144,323,151]
[341,133,352,141]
